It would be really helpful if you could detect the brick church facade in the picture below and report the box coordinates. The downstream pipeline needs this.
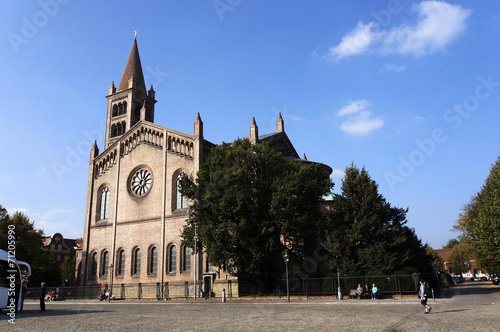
[78,37,331,298]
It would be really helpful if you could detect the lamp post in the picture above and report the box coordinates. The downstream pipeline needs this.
[194,222,198,300]
[283,251,290,302]
[108,263,114,302]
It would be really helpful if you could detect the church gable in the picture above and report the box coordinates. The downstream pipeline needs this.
[259,131,299,159]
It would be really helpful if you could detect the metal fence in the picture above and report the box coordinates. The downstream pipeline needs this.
[26,273,440,301]
[237,273,437,299]
[26,282,190,301]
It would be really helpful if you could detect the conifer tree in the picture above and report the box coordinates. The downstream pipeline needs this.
[466,157,500,274]
[324,164,430,276]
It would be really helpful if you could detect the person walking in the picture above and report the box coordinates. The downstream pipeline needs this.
[40,282,47,311]
[419,278,431,313]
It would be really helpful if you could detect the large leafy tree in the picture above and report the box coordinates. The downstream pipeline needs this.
[61,256,76,285]
[324,165,431,276]
[0,206,61,286]
[459,157,500,274]
[443,238,459,249]
[426,246,445,271]
[448,243,471,275]
[180,139,333,279]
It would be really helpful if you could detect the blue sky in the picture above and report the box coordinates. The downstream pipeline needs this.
[1,0,499,249]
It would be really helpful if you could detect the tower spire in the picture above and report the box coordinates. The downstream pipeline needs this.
[117,37,146,95]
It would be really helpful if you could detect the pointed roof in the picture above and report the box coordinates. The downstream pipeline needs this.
[117,38,146,94]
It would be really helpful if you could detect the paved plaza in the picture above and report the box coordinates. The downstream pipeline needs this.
[2,282,499,331]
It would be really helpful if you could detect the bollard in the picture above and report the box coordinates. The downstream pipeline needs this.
[431,288,435,302]
[222,288,226,303]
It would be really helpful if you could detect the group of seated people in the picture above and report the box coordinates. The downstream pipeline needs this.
[98,290,111,301]
[355,283,379,300]
[45,290,57,301]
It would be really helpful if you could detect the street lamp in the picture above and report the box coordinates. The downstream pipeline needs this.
[108,263,114,302]
[194,222,198,300]
[283,251,290,302]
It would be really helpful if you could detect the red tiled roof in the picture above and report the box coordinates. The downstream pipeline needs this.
[434,248,453,261]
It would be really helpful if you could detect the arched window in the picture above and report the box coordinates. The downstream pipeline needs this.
[91,252,97,276]
[176,173,187,210]
[99,187,110,220]
[206,258,213,272]
[183,247,191,272]
[117,249,125,275]
[150,247,158,274]
[112,104,118,117]
[101,251,109,276]
[168,245,177,273]
[133,248,141,275]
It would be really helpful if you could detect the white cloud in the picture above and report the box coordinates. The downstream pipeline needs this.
[336,100,384,136]
[1,175,12,183]
[7,208,31,216]
[331,169,345,179]
[326,22,381,61]
[326,1,471,60]
[340,111,384,136]
[379,64,407,73]
[336,99,371,116]
[7,208,75,237]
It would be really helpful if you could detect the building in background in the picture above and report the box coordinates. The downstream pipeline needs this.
[43,233,79,266]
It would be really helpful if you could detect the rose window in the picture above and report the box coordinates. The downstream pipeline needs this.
[130,169,152,196]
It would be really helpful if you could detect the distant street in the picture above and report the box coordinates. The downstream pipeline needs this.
[2,282,499,331]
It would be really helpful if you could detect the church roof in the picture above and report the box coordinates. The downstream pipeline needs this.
[117,38,147,94]
[258,131,299,159]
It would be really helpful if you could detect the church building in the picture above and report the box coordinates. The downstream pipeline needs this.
[79,37,331,298]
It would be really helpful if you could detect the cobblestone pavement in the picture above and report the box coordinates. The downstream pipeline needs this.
[2,282,499,331]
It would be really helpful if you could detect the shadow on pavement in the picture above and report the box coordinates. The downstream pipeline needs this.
[0,308,111,320]
[433,309,468,314]
[451,282,500,296]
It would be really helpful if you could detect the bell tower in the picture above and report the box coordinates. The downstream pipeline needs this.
[104,35,157,148]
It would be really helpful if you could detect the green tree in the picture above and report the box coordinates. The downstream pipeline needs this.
[179,139,333,279]
[448,243,471,275]
[463,157,500,274]
[61,256,76,285]
[0,206,61,286]
[426,246,445,271]
[443,238,459,249]
[324,165,431,276]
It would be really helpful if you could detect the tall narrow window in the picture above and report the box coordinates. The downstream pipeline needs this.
[133,248,141,275]
[99,187,110,220]
[169,245,177,273]
[183,247,191,272]
[91,252,97,276]
[150,247,158,274]
[102,251,109,276]
[176,174,187,209]
[117,249,125,275]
